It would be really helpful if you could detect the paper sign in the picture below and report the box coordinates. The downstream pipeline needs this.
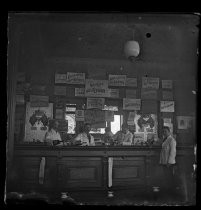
[160,101,175,112]
[134,133,145,144]
[108,75,126,86]
[163,118,172,124]
[30,95,49,107]
[141,89,158,99]
[85,79,109,97]
[126,89,137,98]
[105,111,114,122]
[126,77,137,87]
[66,72,85,84]
[108,89,119,98]
[142,77,159,89]
[162,80,173,89]
[55,73,67,84]
[55,109,64,119]
[162,91,173,100]
[54,86,66,96]
[84,110,105,124]
[87,97,105,109]
[123,98,141,110]
[127,112,136,125]
[75,88,85,97]
[75,110,85,121]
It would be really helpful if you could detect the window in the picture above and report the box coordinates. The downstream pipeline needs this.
[65,104,76,134]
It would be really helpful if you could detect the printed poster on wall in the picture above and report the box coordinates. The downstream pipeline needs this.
[126,77,137,87]
[134,114,158,144]
[55,73,67,84]
[160,101,175,112]
[108,74,126,86]
[142,77,159,89]
[75,88,85,97]
[30,95,49,107]
[162,80,173,89]
[123,98,141,110]
[25,102,53,142]
[54,86,67,96]
[84,110,105,124]
[66,72,85,84]
[108,89,119,98]
[75,110,85,121]
[126,89,137,98]
[177,116,192,129]
[85,79,109,97]
[87,97,105,109]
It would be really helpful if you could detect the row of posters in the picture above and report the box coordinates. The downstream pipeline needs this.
[55,73,173,89]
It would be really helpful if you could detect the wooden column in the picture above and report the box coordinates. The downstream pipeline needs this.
[7,14,21,180]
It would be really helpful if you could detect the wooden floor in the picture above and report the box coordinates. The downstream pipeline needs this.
[6,187,196,206]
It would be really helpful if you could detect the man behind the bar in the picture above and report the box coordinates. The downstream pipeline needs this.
[159,126,177,193]
[113,123,133,146]
[72,123,95,146]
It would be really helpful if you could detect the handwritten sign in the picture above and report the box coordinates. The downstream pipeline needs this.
[108,89,119,98]
[141,89,158,99]
[75,110,85,121]
[30,95,49,107]
[162,91,173,100]
[85,79,109,97]
[75,88,85,97]
[142,77,159,89]
[84,110,105,124]
[126,89,137,98]
[160,101,175,112]
[108,75,126,86]
[162,80,173,89]
[66,72,85,84]
[87,97,105,110]
[123,98,141,110]
[54,86,66,96]
[105,111,114,122]
[55,73,67,84]
[126,77,137,87]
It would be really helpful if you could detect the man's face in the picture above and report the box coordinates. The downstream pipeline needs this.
[54,121,59,129]
[122,125,128,134]
[163,128,169,138]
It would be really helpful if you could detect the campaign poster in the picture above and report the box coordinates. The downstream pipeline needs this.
[123,98,141,110]
[108,74,126,86]
[66,72,85,84]
[142,77,159,89]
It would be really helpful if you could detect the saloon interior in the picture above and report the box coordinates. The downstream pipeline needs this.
[7,12,198,205]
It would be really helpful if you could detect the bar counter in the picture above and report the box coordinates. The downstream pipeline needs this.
[12,144,194,194]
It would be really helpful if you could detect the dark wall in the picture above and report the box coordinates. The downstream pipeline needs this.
[12,13,198,145]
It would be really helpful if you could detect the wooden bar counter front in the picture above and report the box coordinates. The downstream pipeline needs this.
[12,144,194,195]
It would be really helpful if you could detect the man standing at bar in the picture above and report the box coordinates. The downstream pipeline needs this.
[113,123,133,146]
[159,126,177,193]
[72,123,95,146]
